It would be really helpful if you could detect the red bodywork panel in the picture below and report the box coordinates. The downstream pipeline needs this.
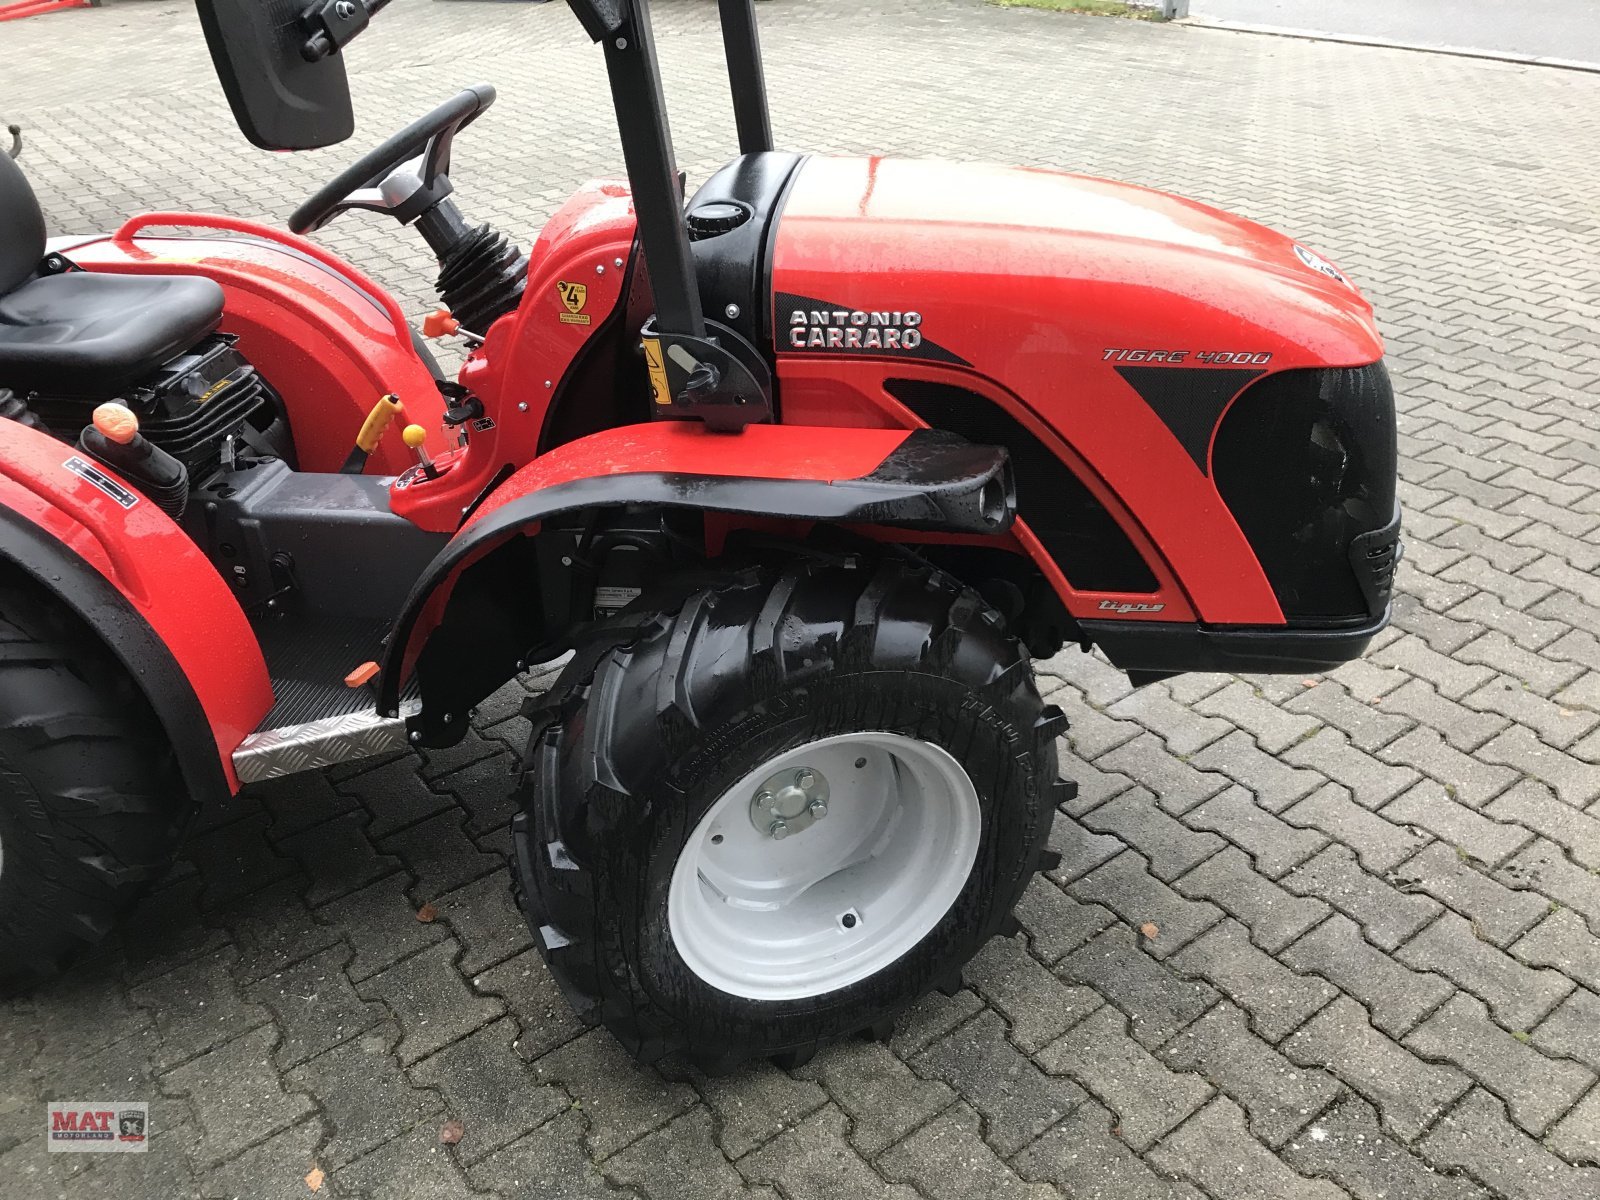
[64,215,445,476]
[0,422,272,790]
[388,181,639,532]
[771,157,1385,625]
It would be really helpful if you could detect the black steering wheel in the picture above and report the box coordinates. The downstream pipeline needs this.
[288,84,496,235]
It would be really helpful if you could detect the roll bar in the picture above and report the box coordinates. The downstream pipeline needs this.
[566,0,775,429]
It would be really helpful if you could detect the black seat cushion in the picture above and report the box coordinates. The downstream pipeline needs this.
[0,270,226,394]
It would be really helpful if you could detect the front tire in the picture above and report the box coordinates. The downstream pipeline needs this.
[512,559,1070,1068]
[0,574,196,991]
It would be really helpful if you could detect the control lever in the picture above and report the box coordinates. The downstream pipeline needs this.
[402,424,441,480]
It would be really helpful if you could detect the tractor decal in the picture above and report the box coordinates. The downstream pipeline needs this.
[775,293,968,365]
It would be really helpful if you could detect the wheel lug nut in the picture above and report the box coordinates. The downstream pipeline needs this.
[769,820,790,840]
[808,798,828,819]
[794,769,815,789]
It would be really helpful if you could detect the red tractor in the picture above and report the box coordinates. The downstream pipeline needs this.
[0,0,1397,1068]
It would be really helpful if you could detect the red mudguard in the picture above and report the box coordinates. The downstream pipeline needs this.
[0,421,272,796]
[378,420,1018,723]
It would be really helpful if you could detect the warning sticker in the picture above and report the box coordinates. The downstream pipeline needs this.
[556,281,590,326]
[63,456,138,509]
[642,336,671,405]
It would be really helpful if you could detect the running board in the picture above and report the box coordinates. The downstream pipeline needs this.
[232,702,419,784]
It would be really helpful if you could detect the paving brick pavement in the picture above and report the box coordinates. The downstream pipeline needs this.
[3,0,1600,1196]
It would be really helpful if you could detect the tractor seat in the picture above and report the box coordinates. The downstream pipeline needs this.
[0,271,226,395]
[0,145,224,396]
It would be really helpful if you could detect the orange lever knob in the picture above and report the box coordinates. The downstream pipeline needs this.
[422,308,460,338]
[91,402,140,445]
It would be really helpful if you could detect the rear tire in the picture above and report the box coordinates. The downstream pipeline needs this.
[0,573,195,991]
[512,558,1070,1068]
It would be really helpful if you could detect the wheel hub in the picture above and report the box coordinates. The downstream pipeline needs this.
[749,765,830,839]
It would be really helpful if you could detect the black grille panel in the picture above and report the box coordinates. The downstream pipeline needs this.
[885,379,1158,593]
[1212,363,1398,623]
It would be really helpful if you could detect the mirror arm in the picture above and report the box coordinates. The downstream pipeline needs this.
[301,0,391,63]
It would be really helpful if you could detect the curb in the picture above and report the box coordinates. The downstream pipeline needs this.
[1178,16,1600,75]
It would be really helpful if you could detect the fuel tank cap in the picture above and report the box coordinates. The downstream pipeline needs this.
[686,202,751,239]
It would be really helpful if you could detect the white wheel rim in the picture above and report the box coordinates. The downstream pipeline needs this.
[666,731,982,1001]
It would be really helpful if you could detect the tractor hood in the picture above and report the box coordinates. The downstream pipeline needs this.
[768,156,1383,372]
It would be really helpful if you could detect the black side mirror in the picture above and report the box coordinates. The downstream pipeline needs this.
[196,0,356,151]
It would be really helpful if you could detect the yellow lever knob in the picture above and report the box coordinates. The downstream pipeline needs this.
[401,424,428,450]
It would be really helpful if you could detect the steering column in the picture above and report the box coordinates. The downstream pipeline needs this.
[287,85,530,335]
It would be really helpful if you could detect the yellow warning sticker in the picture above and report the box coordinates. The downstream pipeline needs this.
[556,280,591,326]
[643,336,671,406]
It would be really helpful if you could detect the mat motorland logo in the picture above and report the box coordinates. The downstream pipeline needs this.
[47,1101,148,1153]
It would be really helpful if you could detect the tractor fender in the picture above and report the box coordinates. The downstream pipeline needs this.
[378,422,1015,742]
[0,423,274,800]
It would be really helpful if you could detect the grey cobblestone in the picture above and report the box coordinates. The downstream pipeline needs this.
[1184,788,1328,878]
[407,1017,568,1164]
[333,1122,482,1200]
[1188,730,1328,812]
[467,1110,630,1199]
[530,1030,697,1159]
[1379,679,1509,752]
[1080,790,1225,880]
[738,1107,919,1200]
[1398,912,1575,1032]
[1404,993,1596,1137]
[1512,910,1600,992]
[1093,736,1232,817]
[1037,1004,1213,1152]
[1057,926,1217,1050]
[1548,1088,1600,1169]
[1380,727,1521,808]
[355,939,505,1066]
[1282,997,1471,1142]
[606,1107,777,1200]
[966,935,1103,1052]
[1146,1097,1347,1200]
[1280,915,1455,1037]
[1283,783,1428,872]
[1421,1089,1600,1200]
[1285,681,1413,752]
[1282,1095,1488,1200]
[1388,841,1553,948]
[1014,1098,1205,1198]
[693,1063,828,1160]
[1173,848,1331,954]
[1284,846,1443,951]
[1283,729,1421,810]
[792,1039,954,1157]
[1496,840,1600,935]
[1158,1001,1339,1147]
[1191,682,1321,756]
[1167,920,1337,1043]
[1530,989,1600,1073]
[1487,782,1600,870]
[1068,852,1224,959]
[1383,782,1531,866]
[243,943,388,1070]
[876,1103,1055,1200]
[159,1024,317,1167]
[1014,876,1116,965]
[912,1010,1087,1157]
[284,1028,441,1168]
